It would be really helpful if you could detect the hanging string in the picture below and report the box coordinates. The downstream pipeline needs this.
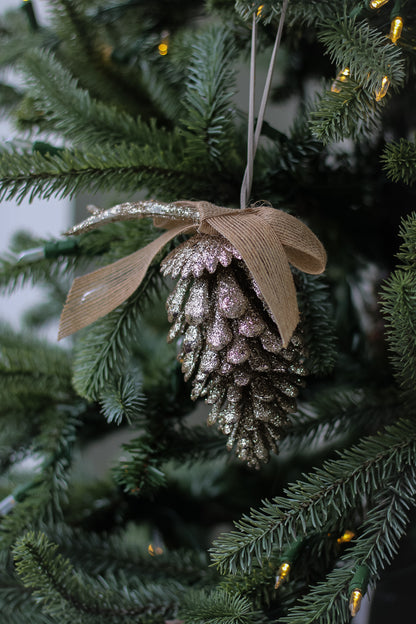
[240,0,290,209]
[241,12,258,212]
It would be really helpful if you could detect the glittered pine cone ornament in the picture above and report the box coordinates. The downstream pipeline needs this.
[58,200,326,467]
[161,233,307,468]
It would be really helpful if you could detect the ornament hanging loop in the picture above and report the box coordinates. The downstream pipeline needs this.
[240,0,290,209]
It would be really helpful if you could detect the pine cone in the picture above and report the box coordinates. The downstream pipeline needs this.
[161,233,307,468]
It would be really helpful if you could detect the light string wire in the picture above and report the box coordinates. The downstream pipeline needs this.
[240,0,290,209]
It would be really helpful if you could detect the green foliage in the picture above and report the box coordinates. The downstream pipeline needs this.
[181,26,237,167]
[47,524,214,583]
[0,83,22,111]
[382,270,416,393]
[0,570,52,624]
[381,214,416,394]
[310,79,382,144]
[296,273,337,375]
[1,0,416,621]
[0,407,80,550]
[318,17,405,94]
[21,51,179,150]
[381,138,416,186]
[0,141,198,205]
[279,463,416,623]
[283,385,399,453]
[113,435,168,497]
[180,588,267,624]
[72,265,164,400]
[311,15,406,143]
[0,232,76,296]
[234,0,355,27]
[14,531,185,623]
[99,371,145,425]
[211,419,416,574]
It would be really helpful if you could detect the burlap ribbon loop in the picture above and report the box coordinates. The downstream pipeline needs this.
[58,201,327,346]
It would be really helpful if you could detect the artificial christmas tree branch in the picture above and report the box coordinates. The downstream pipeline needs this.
[0,0,416,621]
[211,418,416,574]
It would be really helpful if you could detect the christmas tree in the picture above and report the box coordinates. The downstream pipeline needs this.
[0,0,415,622]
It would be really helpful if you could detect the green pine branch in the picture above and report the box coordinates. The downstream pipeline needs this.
[0,324,72,400]
[382,270,416,394]
[282,386,399,453]
[0,83,22,111]
[296,273,337,376]
[21,50,179,150]
[381,213,416,395]
[99,371,146,426]
[234,0,354,27]
[310,79,382,144]
[0,9,42,68]
[310,14,406,144]
[381,138,416,186]
[14,531,185,623]
[47,524,214,583]
[280,463,416,623]
[210,418,416,575]
[72,265,164,400]
[180,588,267,624]
[318,17,405,94]
[0,570,52,624]
[0,143,204,205]
[181,26,238,167]
[113,435,168,497]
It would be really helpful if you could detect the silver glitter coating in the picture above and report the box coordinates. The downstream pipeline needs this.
[184,279,210,324]
[217,273,248,319]
[233,369,251,386]
[66,200,199,236]
[226,336,250,365]
[260,328,283,353]
[238,308,266,337]
[252,378,275,402]
[227,386,243,404]
[183,325,201,353]
[199,349,220,374]
[206,311,233,351]
[162,238,197,279]
[167,311,186,342]
[219,360,234,375]
[180,351,199,381]
[163,232,307,469]
[166,277,191,322]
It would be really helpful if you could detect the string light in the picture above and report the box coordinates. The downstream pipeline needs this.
[375,75,390,101]
[349,589,363,617]
[369,0,390,8]
[388,16,403,44]
[158,31,169,56]
[274,562,291,589]
[348,565,370,618]
[148,544,163,556]
[0,481,39,516]
[0,495,16,516]
[331,68,350,93]
[337,529,355,544]
[257,4,264,17]
[274,536,304,590]
[16,238,80,263]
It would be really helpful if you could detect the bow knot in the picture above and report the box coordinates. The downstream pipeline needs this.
[58,200,327,347]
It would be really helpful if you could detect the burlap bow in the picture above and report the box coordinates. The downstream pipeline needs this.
[58,200,327,346]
